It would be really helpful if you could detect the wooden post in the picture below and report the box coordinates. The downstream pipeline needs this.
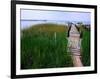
[54,32,56,44]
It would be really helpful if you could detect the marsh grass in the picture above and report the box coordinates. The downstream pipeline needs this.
[81,30,90,66]
[21,23,90,69]
[21,24,73,69]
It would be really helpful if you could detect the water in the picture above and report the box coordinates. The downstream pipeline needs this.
[21,20,90,30]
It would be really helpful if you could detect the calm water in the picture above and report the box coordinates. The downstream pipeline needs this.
[21,20,90,30]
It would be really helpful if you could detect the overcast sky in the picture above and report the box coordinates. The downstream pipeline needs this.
[21,9,91,22]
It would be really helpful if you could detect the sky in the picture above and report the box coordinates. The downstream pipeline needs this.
[21,9,91,29]
[21,9,91,22]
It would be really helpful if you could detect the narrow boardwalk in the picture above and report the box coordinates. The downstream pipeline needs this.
[68,24,83,67]
[72,55,83,67]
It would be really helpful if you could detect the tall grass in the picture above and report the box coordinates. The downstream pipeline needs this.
[78,25,90,66]
[81,31,90,66]
[21,23,90,69]
[21,24,73,69]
